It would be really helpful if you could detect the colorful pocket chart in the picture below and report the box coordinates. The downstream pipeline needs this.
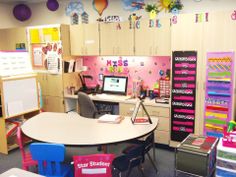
[204,52,235,138]
[171,51,197,142]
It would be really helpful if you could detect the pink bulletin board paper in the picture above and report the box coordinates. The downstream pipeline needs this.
[204,52,235,138]
[81,56,171,95]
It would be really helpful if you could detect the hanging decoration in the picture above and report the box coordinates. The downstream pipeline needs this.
[65,0,86,24]
[231,10,236,20]
[157,0,183,13]
[46,0,59,11]
[145,4,159,20]
[93,0,108,16]
[169,0,183,13]
[122,0,145,12]
[13,4,31,22]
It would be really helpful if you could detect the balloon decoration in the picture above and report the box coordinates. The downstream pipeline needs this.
[93,0,108,16]
[13,4,31,21]
[47,0,59,11]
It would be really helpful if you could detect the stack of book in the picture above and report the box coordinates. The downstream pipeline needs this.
[98,114,123,124]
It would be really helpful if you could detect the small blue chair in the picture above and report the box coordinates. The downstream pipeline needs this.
[29,143,73,177]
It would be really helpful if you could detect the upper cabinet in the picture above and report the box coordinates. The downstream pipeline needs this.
[100,21,135,56]
[70,23,100,56]
[135,17,171,56]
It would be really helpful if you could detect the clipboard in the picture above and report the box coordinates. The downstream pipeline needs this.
[131,99,152,124]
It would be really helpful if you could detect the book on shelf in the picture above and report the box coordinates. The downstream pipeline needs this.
[98,114,123,124]
[5,120,19,137]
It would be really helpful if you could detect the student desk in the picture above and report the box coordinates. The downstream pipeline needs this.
[0,168,44,177]
[21,112,158,146]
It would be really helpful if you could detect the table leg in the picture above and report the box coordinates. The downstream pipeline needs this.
[153,132,156,162]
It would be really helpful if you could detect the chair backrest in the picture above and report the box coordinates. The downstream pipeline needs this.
[29,143,67,177]
[78,92,97,118]
[73,154,115,177]
[126,144,144,168]
[144,132,154,154]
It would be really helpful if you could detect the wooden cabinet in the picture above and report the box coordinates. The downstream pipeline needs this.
[0,27,27,51]
[0,75,40,154]
[100,22,135,56]
[37,73,64,113]
[119,102,170,145]
[135,17,171,56]
[170,12,236,146]
[70,23,100,56]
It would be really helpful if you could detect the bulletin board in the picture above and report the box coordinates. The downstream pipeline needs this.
[171,51,197,142]
[204,52,235,138]
[0,51,33,76]
[2,77,39,117]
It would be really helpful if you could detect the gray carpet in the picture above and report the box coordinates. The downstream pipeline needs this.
[0,143,175,177]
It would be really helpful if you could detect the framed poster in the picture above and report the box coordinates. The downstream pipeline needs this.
[204,52,235,138]
[171,51,197,142]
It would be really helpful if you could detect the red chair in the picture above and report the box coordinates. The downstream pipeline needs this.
[73,154,115,177]
[16,127,37,171]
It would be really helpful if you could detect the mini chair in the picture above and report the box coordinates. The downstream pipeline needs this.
[29,143,73,177]
[122,133,158,173]
[78,92,112,118]
[73,154,115,177]
[112,144,145,177]
[16,127,38,171]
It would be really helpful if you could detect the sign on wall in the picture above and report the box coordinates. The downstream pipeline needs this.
[171,51,197,142]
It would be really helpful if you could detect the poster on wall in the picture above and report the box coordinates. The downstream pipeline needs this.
[171,51,197,142]
[204,52,235,138]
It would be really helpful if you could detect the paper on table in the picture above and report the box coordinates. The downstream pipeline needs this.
[98,114,122,123]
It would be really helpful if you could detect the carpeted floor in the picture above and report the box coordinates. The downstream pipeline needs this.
[0,143,175,177]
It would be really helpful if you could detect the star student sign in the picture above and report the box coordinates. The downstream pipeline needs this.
[106,57,129,73]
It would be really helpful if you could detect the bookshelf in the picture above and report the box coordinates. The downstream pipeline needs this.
[0,74,40,154]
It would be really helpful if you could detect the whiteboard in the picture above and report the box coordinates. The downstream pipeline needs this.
[2,77,39,117]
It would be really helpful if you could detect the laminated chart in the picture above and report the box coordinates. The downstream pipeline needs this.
[204,52,235,138]
[171,51,197,142]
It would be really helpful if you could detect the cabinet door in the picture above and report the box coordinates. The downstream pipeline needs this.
[44,96,64,112]
[100,22,134,56]
[171,13,204,136]
[119,103,142,117]
[83,23,100,56]
[117,22,134,56]
[37,73,48,96]
[47,74,63,97]
[153,17,171,56]
[70,25,84,56]
[100,23,117,55]
[135,19,155,56]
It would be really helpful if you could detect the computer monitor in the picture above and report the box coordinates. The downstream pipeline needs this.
[102,76,128,95]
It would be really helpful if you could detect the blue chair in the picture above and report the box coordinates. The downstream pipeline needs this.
[29,143,73,177]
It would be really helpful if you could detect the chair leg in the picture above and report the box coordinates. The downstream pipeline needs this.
[138,165,145,177]
[147,152,158,173]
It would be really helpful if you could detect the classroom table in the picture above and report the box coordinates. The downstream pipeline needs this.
[0,168,44,177]
[21,112,158,155]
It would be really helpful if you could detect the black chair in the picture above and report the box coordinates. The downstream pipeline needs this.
[112,144,145,177]
[122,133,158,173]
[78,91,98,118]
